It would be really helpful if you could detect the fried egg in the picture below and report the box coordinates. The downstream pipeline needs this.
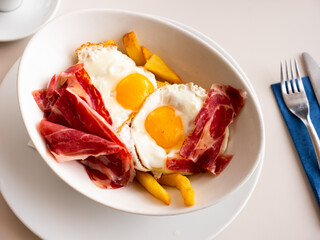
[130,83,208,176]
[76,42,157,130]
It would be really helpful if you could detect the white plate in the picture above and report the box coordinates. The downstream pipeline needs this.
[0,21,264,239]
[0,0,60,41]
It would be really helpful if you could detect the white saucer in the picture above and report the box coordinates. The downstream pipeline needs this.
[0,23,263,239]
[0,0,60,41]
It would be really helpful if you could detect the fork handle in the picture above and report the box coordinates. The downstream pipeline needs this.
[304,115,320,170]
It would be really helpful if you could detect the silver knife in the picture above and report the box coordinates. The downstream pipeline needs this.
[302,52,320,106]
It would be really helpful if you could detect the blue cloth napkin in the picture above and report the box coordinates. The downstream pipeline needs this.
[271,77,320,208]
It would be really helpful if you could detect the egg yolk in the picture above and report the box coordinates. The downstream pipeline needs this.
[116,73,154,111]
[145,106,185,149]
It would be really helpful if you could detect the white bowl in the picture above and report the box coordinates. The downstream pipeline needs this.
[17,9,265,216]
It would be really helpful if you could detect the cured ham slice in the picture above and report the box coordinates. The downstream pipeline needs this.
[59,64,112,125]
[33,64,134,189]
[166,154,232,175]
[179,84,246,174]
[39,120,123,163]
[166,156,204,174]
[33,64,112,125]
[39,120,133,188]
[32,88,60,116]
[214,154,234,175]
[47,88,124,146]
[81,155,135,189]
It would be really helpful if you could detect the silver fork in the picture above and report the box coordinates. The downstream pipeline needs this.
[281,59,320,170]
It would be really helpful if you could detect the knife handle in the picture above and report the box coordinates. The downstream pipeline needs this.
[305,115,320,171]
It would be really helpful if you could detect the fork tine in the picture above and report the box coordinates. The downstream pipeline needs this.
[290,59,299,93]
[280,61,287,94]
[294,58,305,92]
[285,60,293,93]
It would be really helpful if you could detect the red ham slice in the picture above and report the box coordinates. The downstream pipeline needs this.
[214,154,234,175]
[81,155,134,189]
[60,63,112,125]
[32,88,60,116]
[32,63,112,125]
[166,156,204,174]
[33,64,134,189]
[47,88,124,146]
[39,120,133,188]
[179,83,246,174]
[39,120,123,163]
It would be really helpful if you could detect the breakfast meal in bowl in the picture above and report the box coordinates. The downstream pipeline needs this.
[32,31,247,206]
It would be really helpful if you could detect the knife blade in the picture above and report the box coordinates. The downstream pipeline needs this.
[302,52,320,106]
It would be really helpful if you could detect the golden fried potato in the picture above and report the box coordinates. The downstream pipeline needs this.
[123,32,146,66]
[159,173,194,206]
[144,54,182,84]
[141,46,152,61]
[136,171,171,205]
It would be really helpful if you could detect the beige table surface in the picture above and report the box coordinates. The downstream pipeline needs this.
[1,0,320,239]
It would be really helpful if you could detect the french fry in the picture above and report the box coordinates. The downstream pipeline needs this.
[123,32,146,66]
[158,173,194,206]
[136,171,171,205]
[141,46,152,61]
[144,54,182,84]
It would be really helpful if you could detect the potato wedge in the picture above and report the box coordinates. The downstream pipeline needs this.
[123,32,146,66]
[144,54,182,84]
[158,173,194,206]
[141,46,152,61]
[136,171,171,205]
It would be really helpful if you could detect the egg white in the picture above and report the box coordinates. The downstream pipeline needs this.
[77,44,157,130]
